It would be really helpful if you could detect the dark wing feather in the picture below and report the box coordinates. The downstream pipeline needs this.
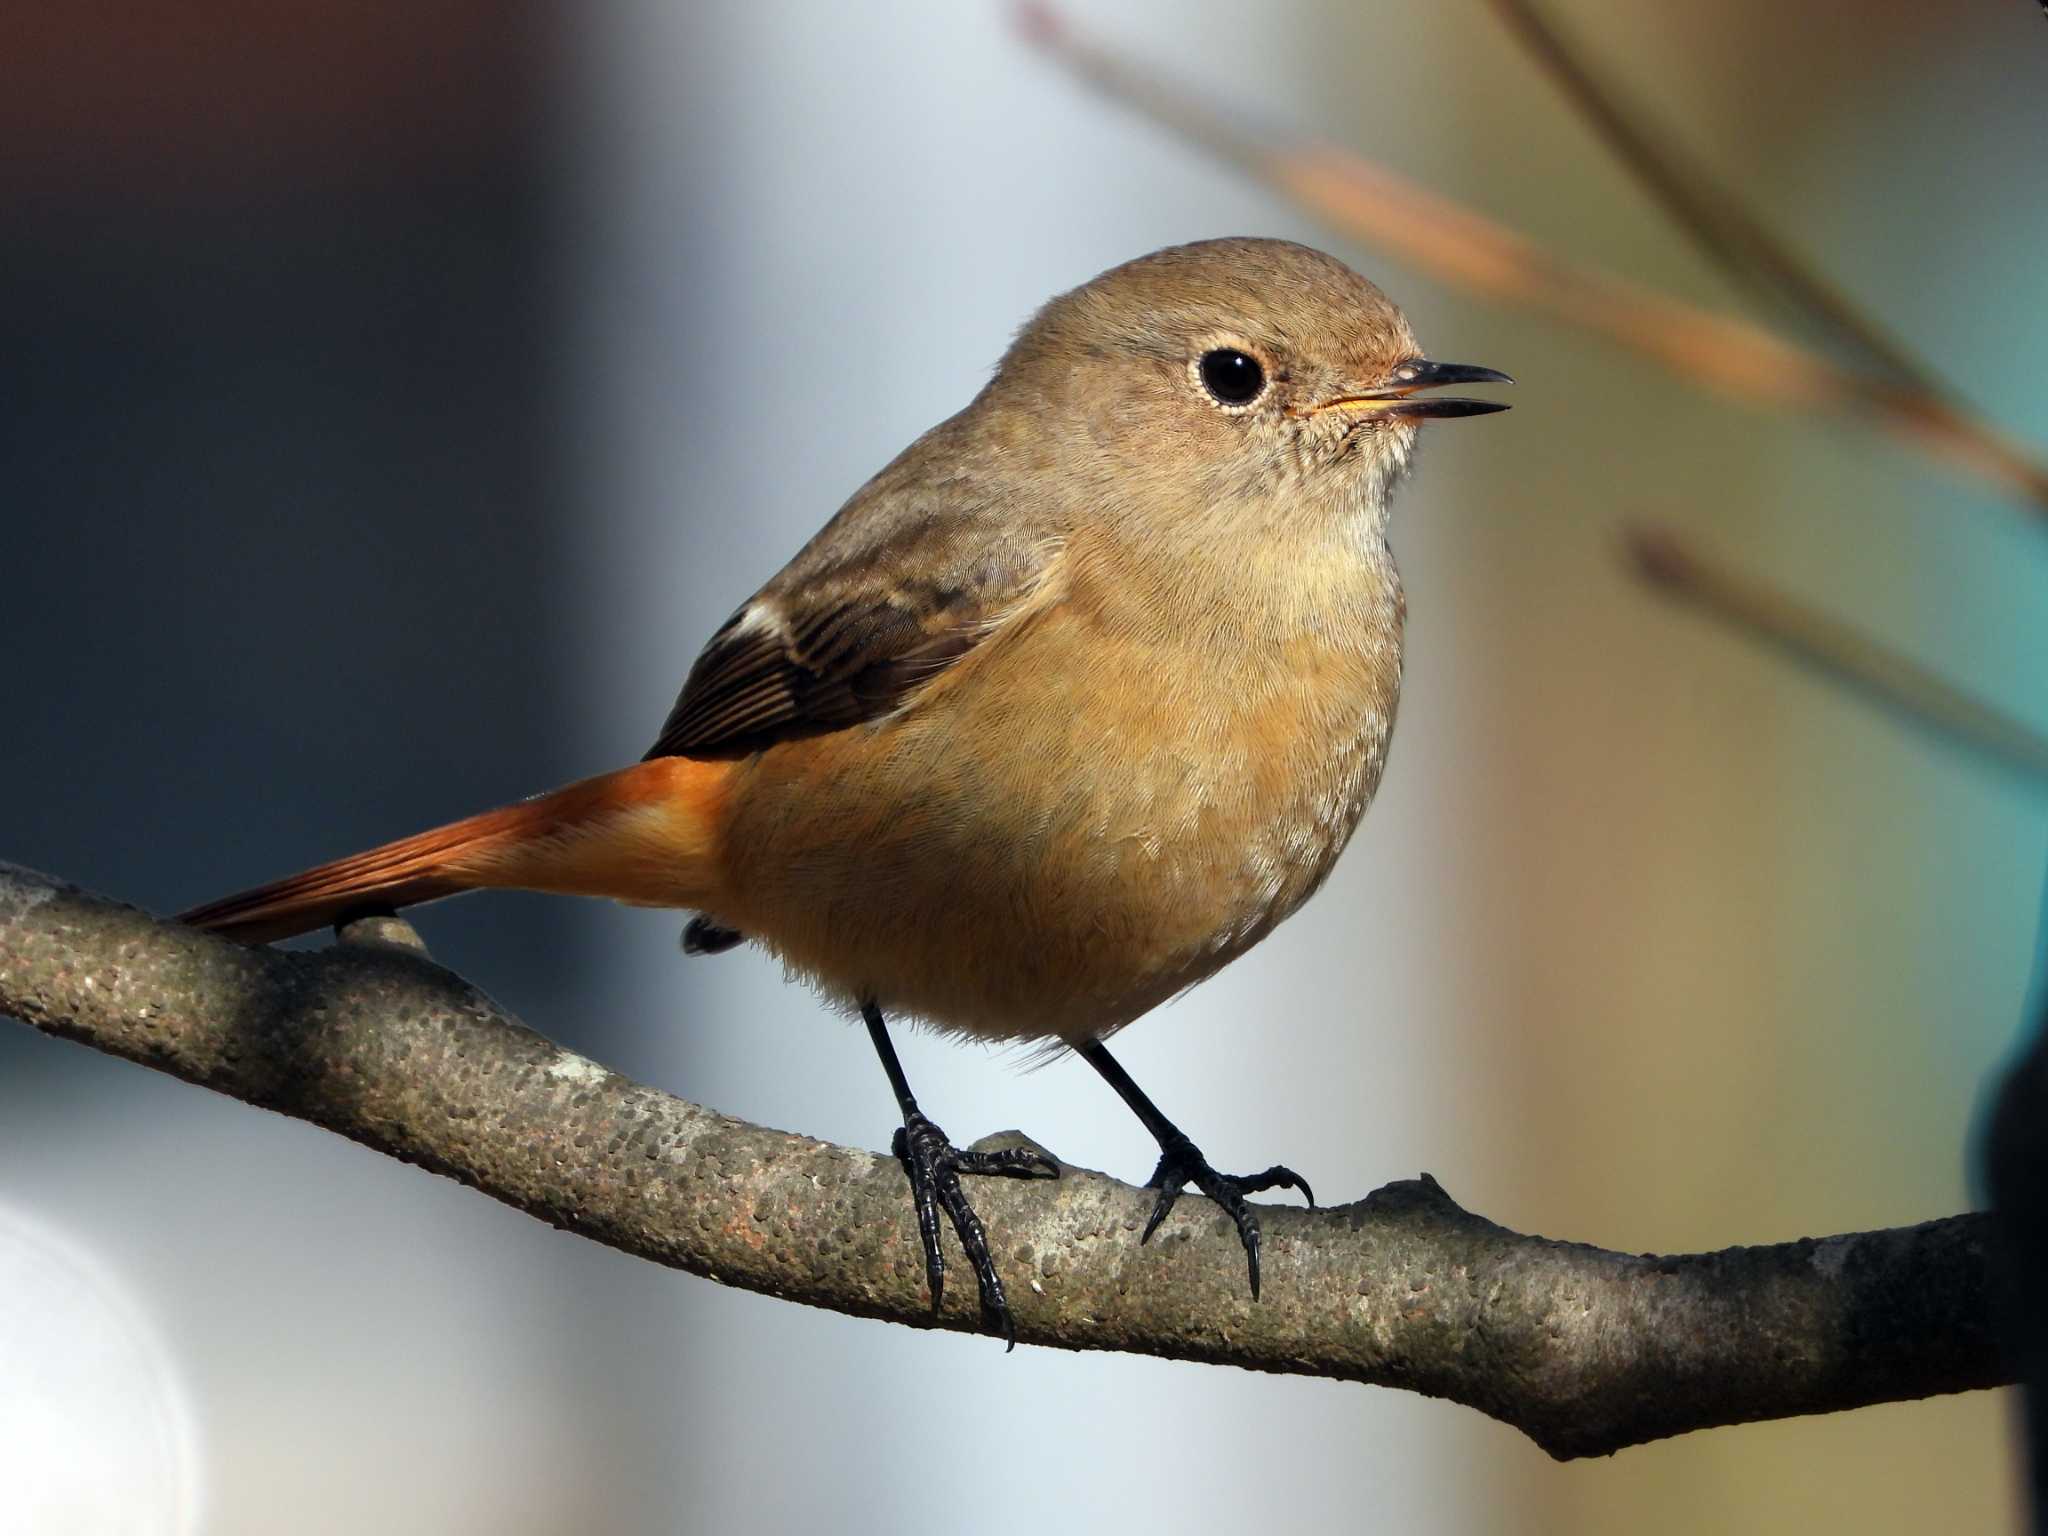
[643,411,1061,761]
[643,598,978,759]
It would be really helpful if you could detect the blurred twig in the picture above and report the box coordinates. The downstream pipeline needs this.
[1484,0,1935,390]
[1628,524,2048,786]
[1020,5,2048,517]
[0,863,2013,1461]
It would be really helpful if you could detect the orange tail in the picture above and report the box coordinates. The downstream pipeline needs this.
[179,757,731,944]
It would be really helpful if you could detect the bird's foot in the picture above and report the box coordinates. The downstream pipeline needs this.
[1142,1130,1313,1301]
[892,1109,1059,1349]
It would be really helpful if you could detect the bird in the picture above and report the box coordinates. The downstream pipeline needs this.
[180,237,1509,1345]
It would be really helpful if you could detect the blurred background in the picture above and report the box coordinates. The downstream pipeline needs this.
[3,2,2043,1531]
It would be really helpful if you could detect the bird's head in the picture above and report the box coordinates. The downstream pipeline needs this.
[994,237,1510,537]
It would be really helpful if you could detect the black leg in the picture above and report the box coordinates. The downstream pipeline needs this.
[864,1001,1058,1348]
[1077,1039,1312,1301]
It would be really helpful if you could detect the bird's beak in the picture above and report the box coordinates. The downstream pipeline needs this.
[1311,360,1513,421]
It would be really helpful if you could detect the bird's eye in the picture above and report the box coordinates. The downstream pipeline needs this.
[1198,348,1265,407]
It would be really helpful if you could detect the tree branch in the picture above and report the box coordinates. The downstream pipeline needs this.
[0,862,2011,1460]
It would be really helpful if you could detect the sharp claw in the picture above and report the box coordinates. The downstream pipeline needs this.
[1141,1186,1180,1244]
[919,1205,945,1315]
[956,1147,1061,1179]
[1235,1163,1311,1200]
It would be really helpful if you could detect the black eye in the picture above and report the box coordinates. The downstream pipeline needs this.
[1198,348,1265,407]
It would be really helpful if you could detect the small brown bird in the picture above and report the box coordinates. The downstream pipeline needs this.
[182,238,1508,1343]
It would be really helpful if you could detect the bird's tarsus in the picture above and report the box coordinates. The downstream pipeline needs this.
[866,1000,1057,1349]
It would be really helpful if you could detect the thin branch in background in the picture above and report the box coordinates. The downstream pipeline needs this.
[1627,524,2048,788]
[1018,4,2048,518]
[1484,0,1938,392]
[0,864,2015,1461]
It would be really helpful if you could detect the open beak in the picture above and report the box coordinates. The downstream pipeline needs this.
[1311,359,1513,421]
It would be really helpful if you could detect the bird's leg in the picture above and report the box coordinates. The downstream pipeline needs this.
[863,1001,1058,1348]
[1076,1039,1313,1301]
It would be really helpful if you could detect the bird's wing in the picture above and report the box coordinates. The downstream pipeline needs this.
[644,425,1062,761]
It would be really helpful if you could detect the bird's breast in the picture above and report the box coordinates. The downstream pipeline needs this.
[717,549,1405,1043]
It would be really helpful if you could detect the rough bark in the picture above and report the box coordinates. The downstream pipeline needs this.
[0,862,2011,1460]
